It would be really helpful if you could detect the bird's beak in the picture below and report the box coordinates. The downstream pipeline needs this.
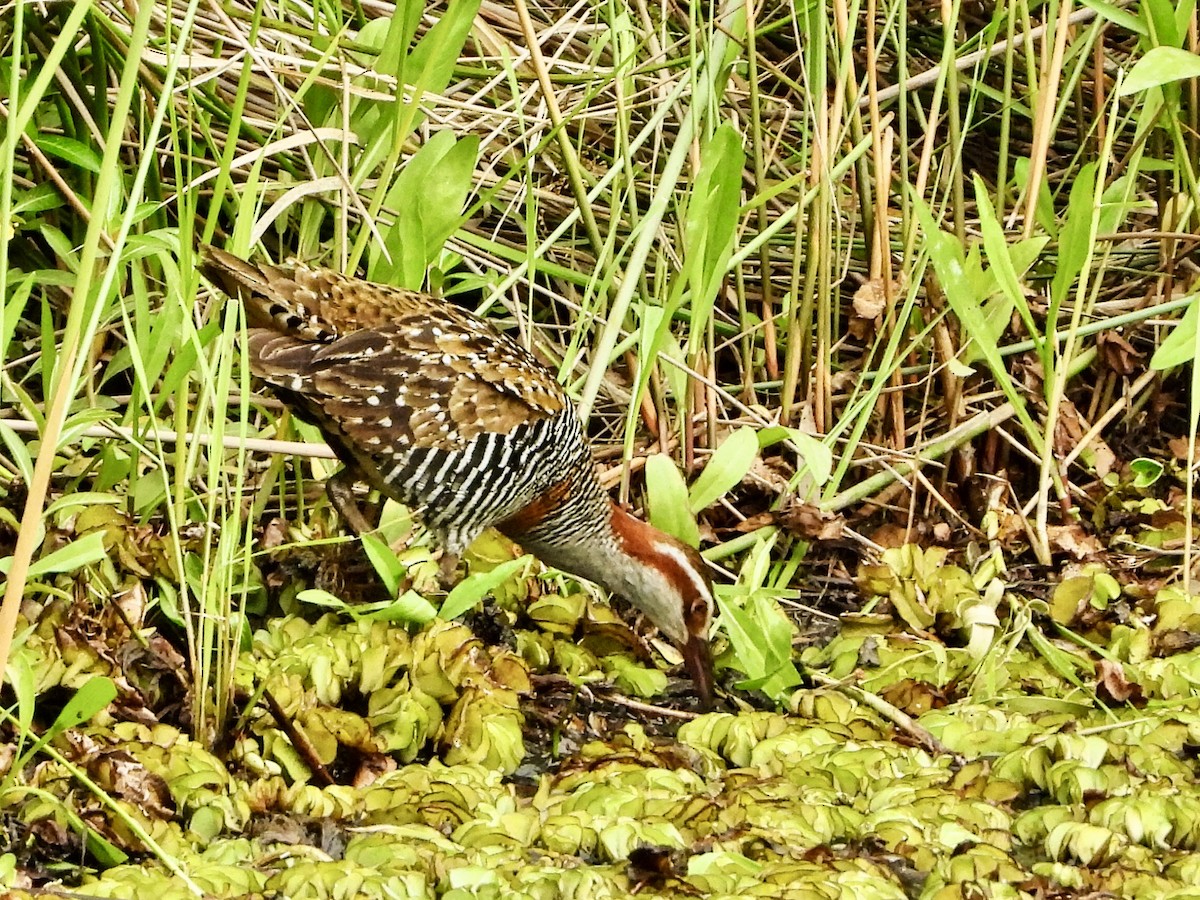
[682,634,715,709]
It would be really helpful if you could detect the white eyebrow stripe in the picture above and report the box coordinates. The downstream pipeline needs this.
[654,541,711,598]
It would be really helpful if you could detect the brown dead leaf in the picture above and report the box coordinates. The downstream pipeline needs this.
[627,846,688,890]
[852,279,889,320]
[775,503,846,540]
[848,279,901,340]
[1052,399,1116,477]
[1091,440,1117,479]
[1154,629,1200,657]
[115,634,189,720]
[880,678,948,716]
[857,636,880,667]
[1149,378,1175,411]
[1169,437,1197,461]
[1097,329,1143,376]
[991,509,1028,549]
[251,814,315,845]
[1151,507,1186,530]
[848,315,874,341]
[261,517,288,549]
[1096,659,1143,705]
[735,511,777,532]
[352,752,398,788]
[870,524,912,549]
[91,749,176,818]
[1047,523,1103,559]
[1053,400,1086,457]
[112,582,147,631]
[29,816,74,848]
[746,456,792,495]
[830,371,859,393]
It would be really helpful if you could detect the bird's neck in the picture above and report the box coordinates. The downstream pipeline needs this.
[506,499,698,643]
[606,503,709,613]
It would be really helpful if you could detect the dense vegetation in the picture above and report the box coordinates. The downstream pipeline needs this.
[2,0,1200,896]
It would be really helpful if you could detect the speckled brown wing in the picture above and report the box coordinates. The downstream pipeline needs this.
[202,246,442,338]
[245,315,567,452]
[202,246,580,551]
[245,318,585,553]
[200,246,567,439]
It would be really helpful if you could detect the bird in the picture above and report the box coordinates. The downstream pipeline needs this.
[200,246,715,706]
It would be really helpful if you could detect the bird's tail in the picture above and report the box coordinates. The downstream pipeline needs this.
[199,245,338,342]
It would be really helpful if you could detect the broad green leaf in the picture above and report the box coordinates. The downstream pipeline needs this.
[716,590,801,696]
[14,677,117,777]
[440,556,531,621]
[890,583,936,630]
[156,319,221,415]
[913,191,1044,454]
[297,589,348,609]
[1,275,35,374]
[0,421,34,489]
[947,358,976,377]
[740,530,777,593]
[1130,457,1164,488]
[604,655,669,699]
[6,651,36,759]
[1050,163,1097,316]
[682,124,744,353]
[58,677,118,730]
[1141,0,1181,53]
[1014,157,1057,237]
[974,175,1045,367]
[689,426,757,512]
[1078,0,1146,33]
[715,593,769,677]
[1120,47,1200,95]
[57,408,122,450]
[361,532,405,597]
[757,426,834,489]
[1176,0,1199,44]
[1009,236,1053,276]
[1051,577,1091,625]
[1150,294,1199,370]
[130,467,169,515]
[345,0,475,172]
[35,134,102,174]
[4,531,108,578]
[363,0,423,79]
[1027,624,1089,688]
[1097,173,1139,237]
[374,590,438,624]
[137,292,185,399]
[623,303,670,446]
[12,183,64,217]
[716,532,800,699]
[753,594,804,696]
[188,807,225,842]
[373,131,480,287]
[16,785,127,867]
[689,852,764,877]
[45,492,122,518]
[406,0,484,99]
[645,453,701,547]
[790,432,834,498]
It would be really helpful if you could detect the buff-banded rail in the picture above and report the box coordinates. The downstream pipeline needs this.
[202,247,715,705]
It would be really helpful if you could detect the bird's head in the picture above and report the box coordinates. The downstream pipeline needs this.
[607,503,716,707]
